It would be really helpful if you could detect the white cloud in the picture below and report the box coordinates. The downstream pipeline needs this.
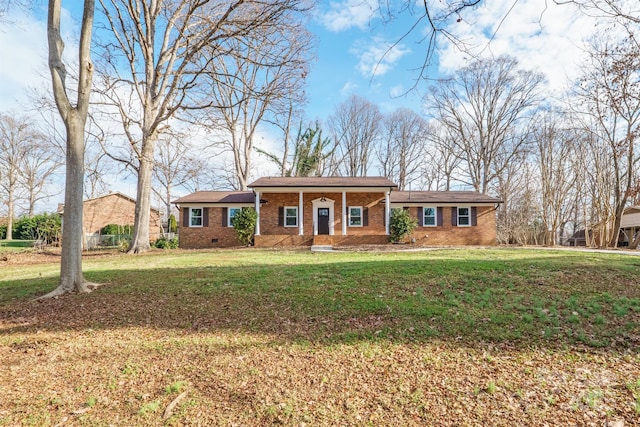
[0,9,48,111]
[389,84,405,98]
[436,0,599,95]
[317,0,378,32]
[351,37,410,78]
[339,81,358,96]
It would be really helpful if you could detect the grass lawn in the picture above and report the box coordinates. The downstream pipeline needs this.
[0,247,639,426]
[0,240,36,251]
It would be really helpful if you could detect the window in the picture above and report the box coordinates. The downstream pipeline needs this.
[423,207,437,226]
[190,208,203,227]
[457,207,470,226]
[349,206,362,227]
[228,207,241,227]
[284,206,298,227]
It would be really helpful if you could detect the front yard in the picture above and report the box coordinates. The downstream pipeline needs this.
[1,248,639,425]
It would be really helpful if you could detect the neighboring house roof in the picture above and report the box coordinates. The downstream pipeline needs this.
[172,191,255,204]
[58,192,161,214]
[248,176,397,189]
[391,191,503,205]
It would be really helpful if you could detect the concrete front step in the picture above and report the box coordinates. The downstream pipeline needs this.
[311,245,333,252]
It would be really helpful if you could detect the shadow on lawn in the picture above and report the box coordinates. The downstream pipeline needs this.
[1,254,639,352]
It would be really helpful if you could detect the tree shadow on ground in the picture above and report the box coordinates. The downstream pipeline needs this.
[1,255,639,353]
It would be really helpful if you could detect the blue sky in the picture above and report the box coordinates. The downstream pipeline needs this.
[0,1,606,210]
[0,1,599,121]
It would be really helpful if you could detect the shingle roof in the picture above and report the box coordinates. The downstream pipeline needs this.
[248,176,397,188]
[172,191,254,204]
[391,191,502,204]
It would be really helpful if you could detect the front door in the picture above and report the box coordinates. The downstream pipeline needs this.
[317,208,330,235]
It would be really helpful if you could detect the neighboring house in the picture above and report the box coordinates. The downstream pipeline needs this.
[619,206,640,247]
[173,177,502,249]
[58,192,162,248]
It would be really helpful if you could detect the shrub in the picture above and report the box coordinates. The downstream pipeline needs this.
[101,224,134,235]
[232,208,257,246]
[168,214,177,233]
[13,213,62,245]
[389,208,418,243]
[154,237,179,249]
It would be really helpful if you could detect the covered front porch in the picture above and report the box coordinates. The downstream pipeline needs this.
[247,177,398,248]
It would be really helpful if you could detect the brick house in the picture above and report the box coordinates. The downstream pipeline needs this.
[59,192,162,248]
[173,177,502,249]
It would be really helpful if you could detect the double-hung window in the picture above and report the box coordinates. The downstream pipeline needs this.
[190,208,203,227]
[284,206,298,227]
[423,206,437,226]
[228,207,241,227]
[457,207,470,226]
[349,206,363,227]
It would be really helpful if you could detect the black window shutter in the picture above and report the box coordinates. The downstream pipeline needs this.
[278,207,284,226]
[471,207,477,226]
[363,207,369,226]
[417,207,423,226]
[222,207,227,227]
[203,208,209,227]
[437,207,443,226]
[452,207,458,226]
[183,208,189,227]
[383,210,386,226]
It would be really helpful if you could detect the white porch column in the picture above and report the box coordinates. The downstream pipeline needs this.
[299,191,304,235]
[342,191,347,236]
[254,191,261,236]
[385,191,390,235]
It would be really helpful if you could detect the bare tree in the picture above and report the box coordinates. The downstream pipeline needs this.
[153,132,206,220]
[94,0,309,252]
[0,113,32,239]
[422,122,463,191]
[556,0,640,24]
[532,110,578,246]
[199,16,311,190]
[43,0,97,297]
[572,31,640,247]
[426,55,544,194]
[19,133,63,216]
[328,95,382,177]
[377,108,428,190]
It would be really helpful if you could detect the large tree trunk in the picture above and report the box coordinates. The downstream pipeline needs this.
[39,0,97,298]
[128,141,156,254]
[57,118,91,294]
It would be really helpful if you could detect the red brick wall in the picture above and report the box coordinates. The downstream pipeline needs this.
[177,196,498,248]
[407,206,498,246]
[83,194,161,240]
[179,207,243,248]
